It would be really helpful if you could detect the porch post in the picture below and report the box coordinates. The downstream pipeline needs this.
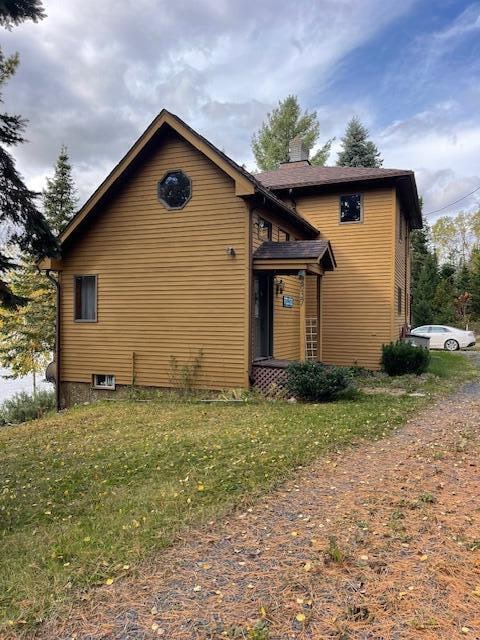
[316,275,322,361]
[299,270,306,361]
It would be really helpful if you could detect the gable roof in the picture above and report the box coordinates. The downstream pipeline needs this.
[256,162,422,228]
[58,110,318,247]
[253,239,336,271]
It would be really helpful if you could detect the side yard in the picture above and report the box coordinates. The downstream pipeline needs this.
[0,352,476,633]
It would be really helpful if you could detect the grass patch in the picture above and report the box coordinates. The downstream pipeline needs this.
[0,353,476,631]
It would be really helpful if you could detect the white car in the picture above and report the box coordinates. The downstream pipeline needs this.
[411,325,476,351]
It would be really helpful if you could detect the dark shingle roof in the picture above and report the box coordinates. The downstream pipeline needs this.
[256,162,415,190]
[253,240,336,270]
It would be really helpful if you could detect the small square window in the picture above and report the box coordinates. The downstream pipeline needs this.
[258,217,272,241]
[92,374,115,390]
[340,194,362,223]
[74,275,97,321]
[278,229,290,242]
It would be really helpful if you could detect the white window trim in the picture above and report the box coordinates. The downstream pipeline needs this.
[339,193,363,225]
[92,374,116,390]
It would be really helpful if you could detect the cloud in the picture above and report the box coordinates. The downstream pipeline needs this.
[1,0,415,204]
[1,0,479,225]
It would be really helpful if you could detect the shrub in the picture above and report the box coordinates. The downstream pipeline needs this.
[0,389,55,426]
[381,340,430,376]
[169,349,204,395]
[285,361,353,402]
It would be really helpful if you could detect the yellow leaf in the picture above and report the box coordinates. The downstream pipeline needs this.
[472,585,480,597]
[420,555,428,562]
[105,578,114,585]
[197,483,205,492]
[193,585,202,592]
[296,613,306,623]
[303,561,312,572]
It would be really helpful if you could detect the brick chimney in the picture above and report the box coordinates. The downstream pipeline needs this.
[288,136,309,162]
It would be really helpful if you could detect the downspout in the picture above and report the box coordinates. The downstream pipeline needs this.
[44,269,61,411]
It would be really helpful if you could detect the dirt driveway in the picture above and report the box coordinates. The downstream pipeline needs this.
[41,384,480,640]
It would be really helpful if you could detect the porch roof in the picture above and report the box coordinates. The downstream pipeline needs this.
[253,240,336,274]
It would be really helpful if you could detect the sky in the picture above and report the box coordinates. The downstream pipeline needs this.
[2,0,480,222]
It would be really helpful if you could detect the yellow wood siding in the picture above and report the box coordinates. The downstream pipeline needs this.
[394,200,410,337]
[60,131,249,390]
[298,189,396,369]
[251,209,303,360]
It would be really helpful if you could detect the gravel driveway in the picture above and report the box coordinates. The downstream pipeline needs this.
[40,380,480,640]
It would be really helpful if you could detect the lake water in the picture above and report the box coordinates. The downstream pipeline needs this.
[0,368,52,403]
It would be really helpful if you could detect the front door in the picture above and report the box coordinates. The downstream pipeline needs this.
[254,274,273,359]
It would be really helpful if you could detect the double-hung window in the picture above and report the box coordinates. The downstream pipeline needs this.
[74,275,97,321]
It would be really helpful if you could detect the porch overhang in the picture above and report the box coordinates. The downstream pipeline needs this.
[253,259,323,275]
[252,239,336,275]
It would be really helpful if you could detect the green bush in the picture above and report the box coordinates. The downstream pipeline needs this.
[0,389,55,426]
[285,361,353,402]
[381,340,430,376]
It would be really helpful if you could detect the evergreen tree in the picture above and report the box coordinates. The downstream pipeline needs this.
[433,263,456,324]
[470,247,480,319]
[412,251,439,326]
[0,0,57,308]
[410,211,439,326]
[252,95,333,170]
[0,1,45,28]
[0,147,77,386]
[336,116,383,168]
[456,261,472,296]
[43,145,77,233]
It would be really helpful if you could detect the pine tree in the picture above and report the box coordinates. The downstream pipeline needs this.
[0,147,77,386]
[410,211,439,326]
[433,263,456,325]
[456,261,472,296]
[412,251,439,326]
[252,95,333,170]
[470,247,480,318]
[336,116,383,168]
[0,1,45,28]
[43,145,77,233]
[0,1,57,308]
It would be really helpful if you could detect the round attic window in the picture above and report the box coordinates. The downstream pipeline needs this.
[157,170,191,209]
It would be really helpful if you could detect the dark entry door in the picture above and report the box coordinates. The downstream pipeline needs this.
[254,274,273,359]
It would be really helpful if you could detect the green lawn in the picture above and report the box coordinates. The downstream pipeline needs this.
[0,352,476,631]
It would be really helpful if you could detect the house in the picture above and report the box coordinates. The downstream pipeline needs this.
[39,110,421,408]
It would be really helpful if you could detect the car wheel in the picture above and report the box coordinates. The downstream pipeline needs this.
[444,339,459,351]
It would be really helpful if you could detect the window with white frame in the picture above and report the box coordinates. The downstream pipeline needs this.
[92,374,115,390]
